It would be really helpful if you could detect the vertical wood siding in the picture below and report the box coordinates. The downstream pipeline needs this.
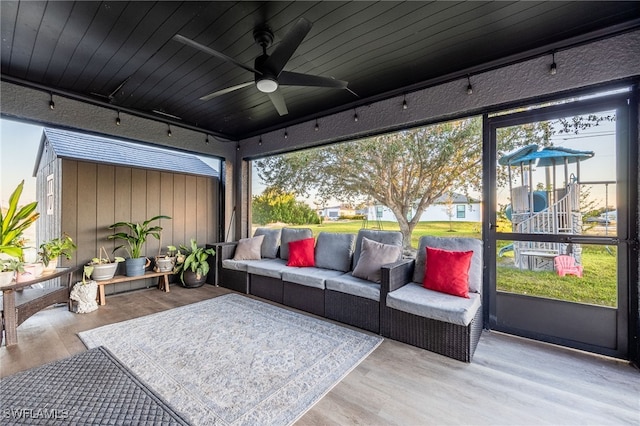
[55,159,218,294]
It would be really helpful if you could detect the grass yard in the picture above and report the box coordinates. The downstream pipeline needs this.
[264,220,618,307]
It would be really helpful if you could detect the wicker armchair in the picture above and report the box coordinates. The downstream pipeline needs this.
[381,236,484,362]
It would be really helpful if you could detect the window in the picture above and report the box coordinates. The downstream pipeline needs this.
[456,205,466,219]
[46,174,54,215]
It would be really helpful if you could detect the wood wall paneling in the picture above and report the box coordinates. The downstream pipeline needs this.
[172,174,186,247]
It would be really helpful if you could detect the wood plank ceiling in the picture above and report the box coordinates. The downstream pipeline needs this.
[1,1,639,140]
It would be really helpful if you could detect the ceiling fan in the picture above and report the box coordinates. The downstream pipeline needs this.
[173,18,348,116]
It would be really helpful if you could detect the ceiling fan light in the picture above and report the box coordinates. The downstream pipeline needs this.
[256,78,278,93]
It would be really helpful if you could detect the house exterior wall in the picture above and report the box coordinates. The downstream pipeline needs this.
[54,159,218,294]
[366,203,482,223]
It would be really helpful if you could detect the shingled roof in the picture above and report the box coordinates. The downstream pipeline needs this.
[36,128,218,177]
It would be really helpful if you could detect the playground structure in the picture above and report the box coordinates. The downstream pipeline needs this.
[499,144,594,271]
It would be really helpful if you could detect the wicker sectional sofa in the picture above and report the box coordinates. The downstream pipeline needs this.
[216,228,484,362]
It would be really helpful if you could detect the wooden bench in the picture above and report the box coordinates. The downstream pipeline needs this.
[96,271,172,306]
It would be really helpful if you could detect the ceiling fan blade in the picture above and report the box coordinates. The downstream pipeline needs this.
[173,34,261,75]
[199,82,254,101]
[267,90,288,116]
[278,71,348,89]
[263,18,312,76]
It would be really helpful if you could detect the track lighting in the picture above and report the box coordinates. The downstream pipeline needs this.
[236,143,240,151]
[314,120,319,131]
[402,95,408,110]
[549,51,557,75]
[466,76,473,95]
[284,129,288,139]
[167,124,172,137]
[49,93,55,110]
[205,134,210,144]
[353,109,359,122]
[116,111,121,126]
[258,136,262,146]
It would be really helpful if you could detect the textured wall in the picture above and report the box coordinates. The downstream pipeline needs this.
[239,30,640,156]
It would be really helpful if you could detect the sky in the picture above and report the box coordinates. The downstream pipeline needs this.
[0,118,221,207]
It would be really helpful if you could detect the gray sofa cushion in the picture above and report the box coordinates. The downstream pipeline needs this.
[222,259,270,272]
[353,229,403,270]
[280,228,313,260]
[325,273,381,301]
[253,228,281,259]
[281,267,345,289]
[352,237,403,283]
[246,259,288,279]
[314,232,355,272]
[413,236,483,293]
[386,282,481,326]
[233,235,264,260]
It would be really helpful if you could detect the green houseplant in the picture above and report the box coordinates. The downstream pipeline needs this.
[0,180,39,259]
[108,215,171,276]
[173,239,215,288]
[39,234,77,271]
[88,246,125,280]
[0,258,24,286]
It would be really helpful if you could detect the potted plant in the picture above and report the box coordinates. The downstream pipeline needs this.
[88,246,125,280]
[108,215,171,277]
[0,180,39,260]
[173,239,215,288]
[154,245,177,273]
[69,265,98,313]
[0,258,22,286]
[39,234,77,272]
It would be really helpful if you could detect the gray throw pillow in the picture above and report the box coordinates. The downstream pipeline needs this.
[315,232,355,272]
[352,237,403,283]
[280,228,313,260]
[233,235,264,260]
[253,228,281,259]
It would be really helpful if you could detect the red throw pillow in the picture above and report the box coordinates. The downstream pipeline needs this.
[287,238,316,267]
[423,247,473,298]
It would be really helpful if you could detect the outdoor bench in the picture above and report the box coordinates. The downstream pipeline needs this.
[95,270,172,306]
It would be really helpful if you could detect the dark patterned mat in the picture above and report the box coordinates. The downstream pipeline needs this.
[0,346,190,425]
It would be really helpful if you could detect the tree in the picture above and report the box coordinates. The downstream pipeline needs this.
[252,187,320,225]
[257,116,554,249]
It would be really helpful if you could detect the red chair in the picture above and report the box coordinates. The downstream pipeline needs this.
[554,255,583,278]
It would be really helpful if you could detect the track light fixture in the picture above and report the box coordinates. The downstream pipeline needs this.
[167,124,172,137]
[258,136,262,146]
[284,129,288,139]
[116,111,121,126]
[402,94,408,110]
[236,143,240,151]
[205,134,210,144]
[549,51,557,75]
[466,75,473,95]
[49,93,55,110]
[353,109,359,122]
[314,119,319,131]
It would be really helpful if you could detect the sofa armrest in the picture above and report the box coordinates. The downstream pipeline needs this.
[381,259,414,296]
[215,242,238,261]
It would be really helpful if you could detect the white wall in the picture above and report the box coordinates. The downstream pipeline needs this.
[366,204,482,223]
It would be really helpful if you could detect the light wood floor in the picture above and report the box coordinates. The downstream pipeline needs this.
[1,285,638,425]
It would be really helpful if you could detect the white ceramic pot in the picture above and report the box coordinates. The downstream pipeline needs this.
[91,263,118,281]
[44,257,58,272]
[0,270,14,287]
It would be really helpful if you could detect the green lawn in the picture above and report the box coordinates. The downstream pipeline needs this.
[268,219,617,307]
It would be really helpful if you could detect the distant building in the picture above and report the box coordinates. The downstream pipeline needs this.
[365,192,481,222]
[317,205,356,220]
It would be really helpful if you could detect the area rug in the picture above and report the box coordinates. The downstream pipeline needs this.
[0,346,189,425]
[79,293,383,425]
